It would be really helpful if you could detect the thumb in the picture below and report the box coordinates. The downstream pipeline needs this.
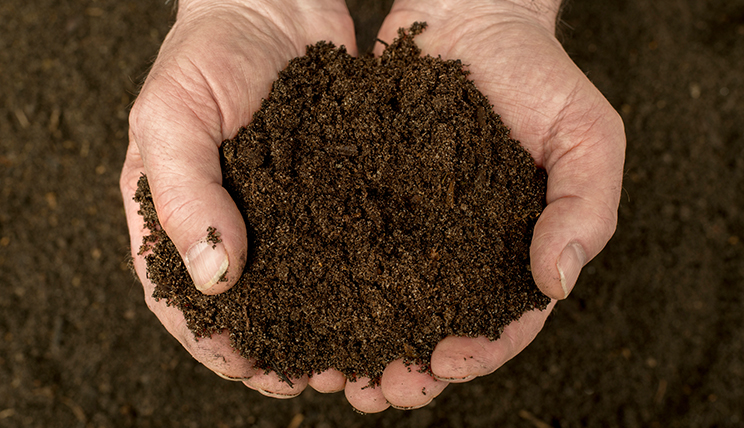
[530,106,625,300]
[130,97,247,296]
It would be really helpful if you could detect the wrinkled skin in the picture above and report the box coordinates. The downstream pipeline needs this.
[120,0,625,413]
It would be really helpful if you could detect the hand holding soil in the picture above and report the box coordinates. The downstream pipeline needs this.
[367,0,625,410]
[120,0,357,398]
[121,0,625,414]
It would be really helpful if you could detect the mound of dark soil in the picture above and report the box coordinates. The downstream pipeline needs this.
[134,23,549,383]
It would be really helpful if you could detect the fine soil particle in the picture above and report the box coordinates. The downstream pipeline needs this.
[134,23,550,383]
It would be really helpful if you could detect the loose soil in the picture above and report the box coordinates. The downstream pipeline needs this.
[135,23,549,382]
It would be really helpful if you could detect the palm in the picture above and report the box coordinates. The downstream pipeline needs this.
[379,8,616,166]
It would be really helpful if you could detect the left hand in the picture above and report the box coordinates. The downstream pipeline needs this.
[344,0,625,412]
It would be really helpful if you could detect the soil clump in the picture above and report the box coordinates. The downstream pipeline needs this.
[135,23,549,383]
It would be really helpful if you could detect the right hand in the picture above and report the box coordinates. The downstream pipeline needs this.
[120,0,356,397]
[342,0,625,412]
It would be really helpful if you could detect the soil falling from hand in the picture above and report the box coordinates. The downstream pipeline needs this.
[135,23,550,383]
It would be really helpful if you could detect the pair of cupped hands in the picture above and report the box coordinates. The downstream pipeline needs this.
[120,0,624,413]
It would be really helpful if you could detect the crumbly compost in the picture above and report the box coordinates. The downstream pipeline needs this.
[135,23,550,383]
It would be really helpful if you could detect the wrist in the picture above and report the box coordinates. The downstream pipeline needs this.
[174,0,353,49]
[390,0,562,35]
[177,0,348,17]
[499,0,562,33]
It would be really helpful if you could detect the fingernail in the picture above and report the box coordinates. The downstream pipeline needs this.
[214,371,251,382]
[391,398,433,410]
[184,239,229,292]
[255,388,301,399]
[432,373,475,383]
[557,242,586,299]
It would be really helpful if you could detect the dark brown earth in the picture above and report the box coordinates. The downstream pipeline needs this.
[1,0,743,427]
[135,24,549,383]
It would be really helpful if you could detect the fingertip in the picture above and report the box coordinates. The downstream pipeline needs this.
[430,336,495,382]
[345,377,389,414]
[530,198,606,300]
[381,360,448,410]
[153,183,248,296]
[243,371,308,399]
[556,241,587,299]
[308,369,347,393]
[184,239,228,291]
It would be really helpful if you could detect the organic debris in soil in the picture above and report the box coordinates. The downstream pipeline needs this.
[135,23,550,383]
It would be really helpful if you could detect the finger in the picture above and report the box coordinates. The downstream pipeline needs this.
[431,300,556,381]
[122,161,259,381]
[127,2,358,295]
[380,360,448,410]
[243,372,309,399]
[308,369,347,393]
[373,7,419,56]
[179,327,259,381]
[129,85,247,295]
[530,101,625,299]
[345,377,390,414]
[294,0,359,56]
[133,244,258,379]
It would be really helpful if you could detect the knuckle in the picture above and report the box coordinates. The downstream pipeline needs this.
[152,184,198,237]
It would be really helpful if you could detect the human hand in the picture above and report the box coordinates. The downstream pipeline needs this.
[120,0,356,397]
[344,0,625,412]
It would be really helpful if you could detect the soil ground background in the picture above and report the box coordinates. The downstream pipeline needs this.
[1,0,743,427]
